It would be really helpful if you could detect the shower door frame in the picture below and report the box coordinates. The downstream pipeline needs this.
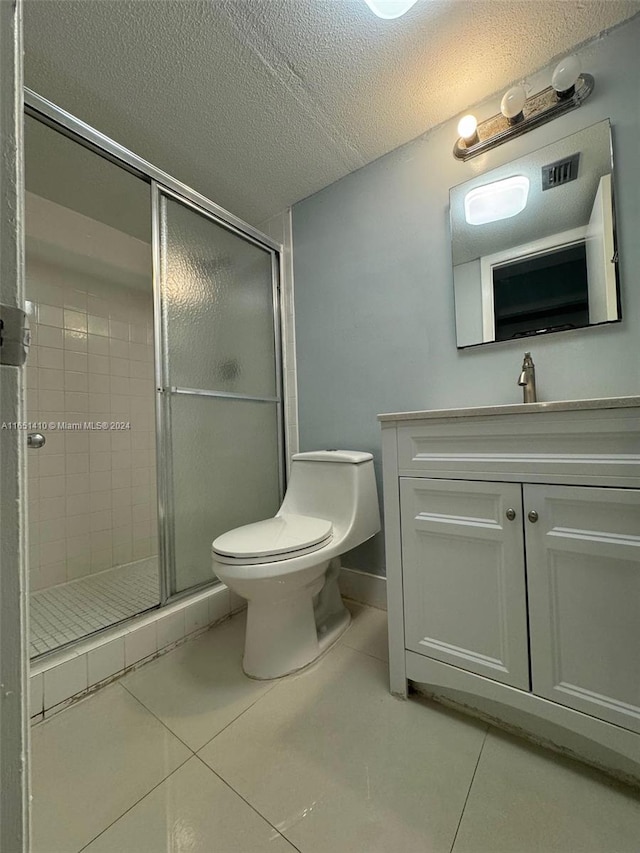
[23,88,286,607]
[152,183,285,601]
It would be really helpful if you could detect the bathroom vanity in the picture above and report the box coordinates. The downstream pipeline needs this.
[379,397,640,777]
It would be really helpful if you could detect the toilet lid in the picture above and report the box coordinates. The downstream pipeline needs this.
[212,514,333,560]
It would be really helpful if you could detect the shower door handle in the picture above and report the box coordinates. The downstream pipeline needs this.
[27,432,46,449]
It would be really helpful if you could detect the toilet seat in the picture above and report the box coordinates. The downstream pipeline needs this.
[212,513,333,565]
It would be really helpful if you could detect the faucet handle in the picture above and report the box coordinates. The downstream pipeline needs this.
[518,351,537,403]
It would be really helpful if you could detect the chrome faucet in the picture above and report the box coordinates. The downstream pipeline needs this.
[518,352,537,403]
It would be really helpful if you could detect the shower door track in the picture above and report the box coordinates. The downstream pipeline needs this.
[24,88,287,609]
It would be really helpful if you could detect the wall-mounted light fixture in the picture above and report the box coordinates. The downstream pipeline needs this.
[453,56,594,161]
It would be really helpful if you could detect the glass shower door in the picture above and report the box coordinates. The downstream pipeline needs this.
[25,114,160,657]
[154,186,284,595]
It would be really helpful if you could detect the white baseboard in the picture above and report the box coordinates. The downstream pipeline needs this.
[339,566,387,610]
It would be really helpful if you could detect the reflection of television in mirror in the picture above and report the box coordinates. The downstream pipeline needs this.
[493,243,589,341]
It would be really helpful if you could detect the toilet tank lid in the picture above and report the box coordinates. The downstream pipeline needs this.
[292,450,373,464]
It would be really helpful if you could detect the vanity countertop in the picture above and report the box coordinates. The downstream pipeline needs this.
[378,395,640,423]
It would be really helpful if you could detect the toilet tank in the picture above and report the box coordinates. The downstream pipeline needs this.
[279,450,380,549]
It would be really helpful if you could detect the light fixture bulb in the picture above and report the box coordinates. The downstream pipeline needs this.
[552,55,581,97]
[464,175,530,226]
[457,114,478,144]
[363,0,419,18]
[500,86,526,122]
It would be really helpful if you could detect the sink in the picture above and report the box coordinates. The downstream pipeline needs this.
[378,395,640,422]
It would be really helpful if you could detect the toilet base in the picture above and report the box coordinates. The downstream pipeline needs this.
[317,604,351,655]
[242,569,351,680]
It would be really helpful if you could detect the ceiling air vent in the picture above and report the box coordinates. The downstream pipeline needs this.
[541,152,580,190]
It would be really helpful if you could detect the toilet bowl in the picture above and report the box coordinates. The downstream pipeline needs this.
[212,450,380,679]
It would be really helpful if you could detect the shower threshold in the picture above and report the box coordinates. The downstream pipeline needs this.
[30,557,160,659]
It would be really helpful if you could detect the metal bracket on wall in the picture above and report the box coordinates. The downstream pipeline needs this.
[0,304,30,367]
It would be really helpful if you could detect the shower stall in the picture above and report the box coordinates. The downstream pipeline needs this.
[24,91,284,659]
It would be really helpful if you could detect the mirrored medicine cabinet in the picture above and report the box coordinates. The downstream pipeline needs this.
[450,119,621,349]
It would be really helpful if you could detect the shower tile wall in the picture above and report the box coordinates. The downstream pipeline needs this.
[26,258,157,592]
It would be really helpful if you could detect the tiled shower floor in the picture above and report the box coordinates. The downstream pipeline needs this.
[30,558,160,658]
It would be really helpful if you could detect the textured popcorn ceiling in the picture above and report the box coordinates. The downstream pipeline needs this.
[24,0,640,225]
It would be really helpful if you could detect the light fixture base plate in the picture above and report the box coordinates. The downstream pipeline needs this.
[453,74,594,162]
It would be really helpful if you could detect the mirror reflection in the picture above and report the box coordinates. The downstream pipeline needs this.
[450,120,620,348]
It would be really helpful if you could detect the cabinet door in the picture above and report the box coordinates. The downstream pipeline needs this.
[525,484,640,733]
[401,478,530,689]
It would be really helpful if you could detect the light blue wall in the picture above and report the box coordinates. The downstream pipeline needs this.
[292,16,640,576]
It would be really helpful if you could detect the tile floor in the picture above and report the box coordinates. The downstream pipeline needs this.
[30,557,159,657]
[31,603,640,853]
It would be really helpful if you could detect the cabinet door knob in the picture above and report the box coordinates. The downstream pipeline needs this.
[528,510,539,523]
[505,508,516,521]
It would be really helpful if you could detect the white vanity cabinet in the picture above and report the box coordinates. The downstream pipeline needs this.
[401,478,530,689]
[525,484,640,734]
[380,397,640,772]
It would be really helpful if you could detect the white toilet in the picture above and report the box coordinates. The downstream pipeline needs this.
[212,450,380,679]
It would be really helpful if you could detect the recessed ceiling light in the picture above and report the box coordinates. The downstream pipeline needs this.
[464,175,530,226]
[363,0,419,19]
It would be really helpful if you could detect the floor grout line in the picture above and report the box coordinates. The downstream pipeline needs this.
[119,682,198,756]
[118,659,301,848]
[340,640,388,664]
[47,608,387,853]
[76,752,193,853]
[74,683,197,852]
[118,621,283,756]
[193,753,303,853]
[190,620,388,757]
[193,678,282,754]
[447,725,490,853]
[32,599,640,852]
